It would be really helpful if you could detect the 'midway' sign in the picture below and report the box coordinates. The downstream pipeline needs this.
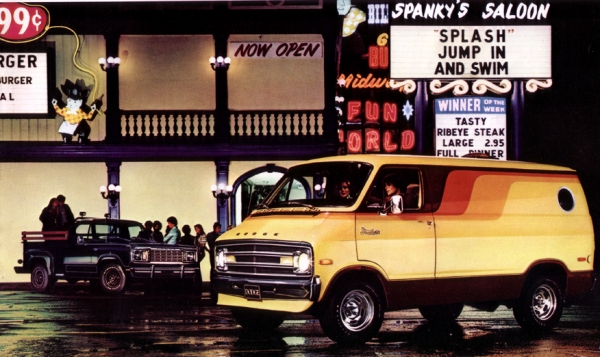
[391,26,550,79]
[435,97,507,160]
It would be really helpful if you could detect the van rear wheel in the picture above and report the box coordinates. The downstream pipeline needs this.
[419,303,464,323]
[513,277,563,333]
[319,281,384,344]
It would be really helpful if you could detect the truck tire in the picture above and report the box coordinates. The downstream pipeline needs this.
[31,264,53,293]
[419,303,464,323]
[231,308,285,332]
[100,264,126,294]
[319,281,384,344]
[513,277,563,333]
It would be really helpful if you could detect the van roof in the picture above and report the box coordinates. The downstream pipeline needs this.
[303,155,575,173]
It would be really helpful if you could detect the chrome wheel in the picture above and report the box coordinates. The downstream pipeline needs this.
[30,264,52,292]
[103,268,122,289]
[531,284,557,321]
[513,277,563,333]
[339,289,375,332]
[32,269,45,287]
[100,264,126,294]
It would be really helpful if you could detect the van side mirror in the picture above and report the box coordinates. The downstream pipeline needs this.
[390,195,403,214]
[378,195,404,215]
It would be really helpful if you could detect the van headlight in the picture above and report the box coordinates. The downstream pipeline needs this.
[132,249,150,262]
[216,248,227,271]
[293,250,312,274]
[184,250,197,262]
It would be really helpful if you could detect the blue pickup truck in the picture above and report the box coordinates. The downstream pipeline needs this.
[14,217,200,294]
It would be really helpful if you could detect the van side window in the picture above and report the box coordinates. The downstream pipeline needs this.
[365,168,422,211]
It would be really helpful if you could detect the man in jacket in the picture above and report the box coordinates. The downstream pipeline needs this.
[163,216,181,244]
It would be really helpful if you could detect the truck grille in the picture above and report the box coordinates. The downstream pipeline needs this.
[215,240,313,278]
[150,249,184,262]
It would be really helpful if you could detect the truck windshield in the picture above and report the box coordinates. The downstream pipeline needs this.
[262,162,372,208]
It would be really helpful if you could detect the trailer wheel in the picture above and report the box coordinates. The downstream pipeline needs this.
[513,277,563,333]
[419,303,464,323]
[31,264,53,293]
[319,281,384,344]
[100,264,126,294]
[231,308,284,332]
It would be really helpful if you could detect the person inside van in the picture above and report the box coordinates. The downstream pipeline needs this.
[383,174,403,212]
[337,179,353,199]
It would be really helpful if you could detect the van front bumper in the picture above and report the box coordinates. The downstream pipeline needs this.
[213,275,321,301]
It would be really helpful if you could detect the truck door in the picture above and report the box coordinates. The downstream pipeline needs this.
[64,222,98,278]
[356,167,435,281]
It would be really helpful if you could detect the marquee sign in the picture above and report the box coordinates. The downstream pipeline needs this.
[0,3,50,43]
[390,25,551,79]
[435,97,506,160]
[0,52,48,114]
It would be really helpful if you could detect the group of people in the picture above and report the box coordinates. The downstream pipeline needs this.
[39,195,75,231]
[144,217,224,302]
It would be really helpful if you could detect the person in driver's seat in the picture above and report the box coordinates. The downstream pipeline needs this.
[383,174,402,210]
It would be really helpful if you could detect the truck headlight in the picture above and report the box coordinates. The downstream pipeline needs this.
[132,249,150,262]
[184,250,197,262]
[216,248,227,271]
[293,250,312,274]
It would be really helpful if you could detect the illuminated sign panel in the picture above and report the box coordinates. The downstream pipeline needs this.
[435,97,506,160]
[390,26,551,79]
[0,52,48,114]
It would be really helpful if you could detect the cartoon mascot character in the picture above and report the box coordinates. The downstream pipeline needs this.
[52,79,103,144]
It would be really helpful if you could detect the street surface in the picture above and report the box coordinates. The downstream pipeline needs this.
[1,283,599,356]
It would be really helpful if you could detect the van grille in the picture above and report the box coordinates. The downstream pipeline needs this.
[215,240,313,278]
[150,249,184,262]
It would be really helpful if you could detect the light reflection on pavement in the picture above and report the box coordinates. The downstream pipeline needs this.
[0,283,599,356]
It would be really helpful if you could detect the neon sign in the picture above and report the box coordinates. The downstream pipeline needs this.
[0,3,49,43]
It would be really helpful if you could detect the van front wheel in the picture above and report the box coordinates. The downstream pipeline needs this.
[513,277,563,333]
[319,282,384,344]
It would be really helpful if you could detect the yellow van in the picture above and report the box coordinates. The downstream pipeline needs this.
[213,155,595,343]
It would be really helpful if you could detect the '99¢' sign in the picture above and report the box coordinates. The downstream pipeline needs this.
[0,3,49,42]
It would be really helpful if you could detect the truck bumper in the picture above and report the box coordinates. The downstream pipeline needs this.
[14,266,27,274]
[213,275,321,301]
[130,265,199,279]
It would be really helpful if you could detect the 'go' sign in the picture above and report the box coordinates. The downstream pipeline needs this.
[0,3,49,42]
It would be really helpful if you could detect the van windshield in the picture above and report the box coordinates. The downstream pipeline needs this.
[262,162,373,209]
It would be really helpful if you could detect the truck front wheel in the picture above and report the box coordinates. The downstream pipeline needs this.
[100,264,126,294]
[319,281,384,344]
[513,277,563,333]
[31,264,53,293]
